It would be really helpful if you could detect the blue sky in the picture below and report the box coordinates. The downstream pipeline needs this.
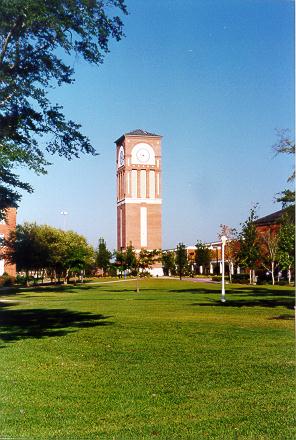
[18,0,294,251]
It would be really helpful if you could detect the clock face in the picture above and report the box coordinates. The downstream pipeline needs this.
[119,150,124,166]
[136,148,150,163]
[118,146,124,167]
[131,142,155,165]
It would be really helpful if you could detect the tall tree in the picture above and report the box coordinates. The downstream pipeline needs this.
[277,214,295,285]
[4,222,45,285]
[257,228,279,285]
[96,237,112,276]
[175,243,188,280]
[0,0,127,216]
[161,250,175,276]
[238,207,261,284]
[125,244,137,273]
[60,230,94,284]
[195,240,211,275]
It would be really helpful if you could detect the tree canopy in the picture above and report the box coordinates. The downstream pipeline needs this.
[195,240,211,273]
[95,237,112,276]
[175,243,188,280]
[4,222,95,284]
[0,0,127,215]
[273,129,295,207]
[238,206,261,284]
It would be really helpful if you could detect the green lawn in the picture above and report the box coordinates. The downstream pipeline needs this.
[0,279,294,439]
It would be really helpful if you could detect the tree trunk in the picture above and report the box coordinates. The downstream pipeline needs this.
[252,269,256,284]
[25,270,29,287]
[271,261,275,285]
[249,269,252,285]
[136,273,139,293]
[288,266,291,285]
[64,269,69,285]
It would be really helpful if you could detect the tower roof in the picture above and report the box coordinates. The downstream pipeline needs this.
[114,129,162,144]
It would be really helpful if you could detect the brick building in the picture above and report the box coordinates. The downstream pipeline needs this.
[0,208,17,277]
[254,208,289,234]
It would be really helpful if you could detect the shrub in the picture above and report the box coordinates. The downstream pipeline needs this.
[16,274,27,286]
[211,276,229,282]
[231,274,250,284]
[139,271,151,278]
[0,273,15,287]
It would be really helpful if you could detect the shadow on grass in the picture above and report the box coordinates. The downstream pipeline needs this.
[192,298,294,310]
[169,286,294,296]
[0,308,112,346]
[270,314,294,320]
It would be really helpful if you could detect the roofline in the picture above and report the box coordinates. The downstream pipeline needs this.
[114,133,163,144]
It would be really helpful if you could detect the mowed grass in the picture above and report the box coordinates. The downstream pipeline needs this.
[0,279,294,439]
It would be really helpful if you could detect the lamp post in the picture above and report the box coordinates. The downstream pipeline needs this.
[221,235,227,303]
[60,210,68,230]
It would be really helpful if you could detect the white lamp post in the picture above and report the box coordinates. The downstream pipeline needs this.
[221,235,227,303]
[60,210,68,230]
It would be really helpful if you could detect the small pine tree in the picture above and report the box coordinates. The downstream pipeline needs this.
[96,238,112,276]
[238,207,261,284]
[175,243,188,280]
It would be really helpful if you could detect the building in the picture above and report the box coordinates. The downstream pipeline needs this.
[186,242,240,276]
[115,129,163,276]
[254,208,291,234]
[0,208,17,277]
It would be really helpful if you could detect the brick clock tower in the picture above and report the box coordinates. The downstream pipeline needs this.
[115,129,163,276]
[0,208,16,277]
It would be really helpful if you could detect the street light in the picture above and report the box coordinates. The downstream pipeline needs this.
[221,235,227,303]
[60,210,68,230]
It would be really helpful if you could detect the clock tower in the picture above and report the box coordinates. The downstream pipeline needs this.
[115,129,162,272]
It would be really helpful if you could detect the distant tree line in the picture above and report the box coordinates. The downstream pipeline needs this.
[3,223,95,285]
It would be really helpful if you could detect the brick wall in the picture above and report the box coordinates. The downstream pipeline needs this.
[0,208,17,277]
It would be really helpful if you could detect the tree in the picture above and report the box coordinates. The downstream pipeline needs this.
[277,214,295,285]
[138,249,158,273]
[0,0,127,216]
[161,250,175,276]
[175,243,188,280]
[273,129,295,207]
[114,249,126,277]
[238,207,261,284]
[96,237,112,276]
[195,241,211,275]
[125,244,137,273]
[257,228,279,285]
[59,230,94,284]
[114,244,137,278]
[4,222,46,285]
[218,225,240,283]
[4,222,95,285]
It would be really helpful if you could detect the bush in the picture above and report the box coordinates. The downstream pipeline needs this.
[139,271,151,278]
[0,273,15,287]
[211,276,229,282]
[16,274,27,286]
[231,274,250,284]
